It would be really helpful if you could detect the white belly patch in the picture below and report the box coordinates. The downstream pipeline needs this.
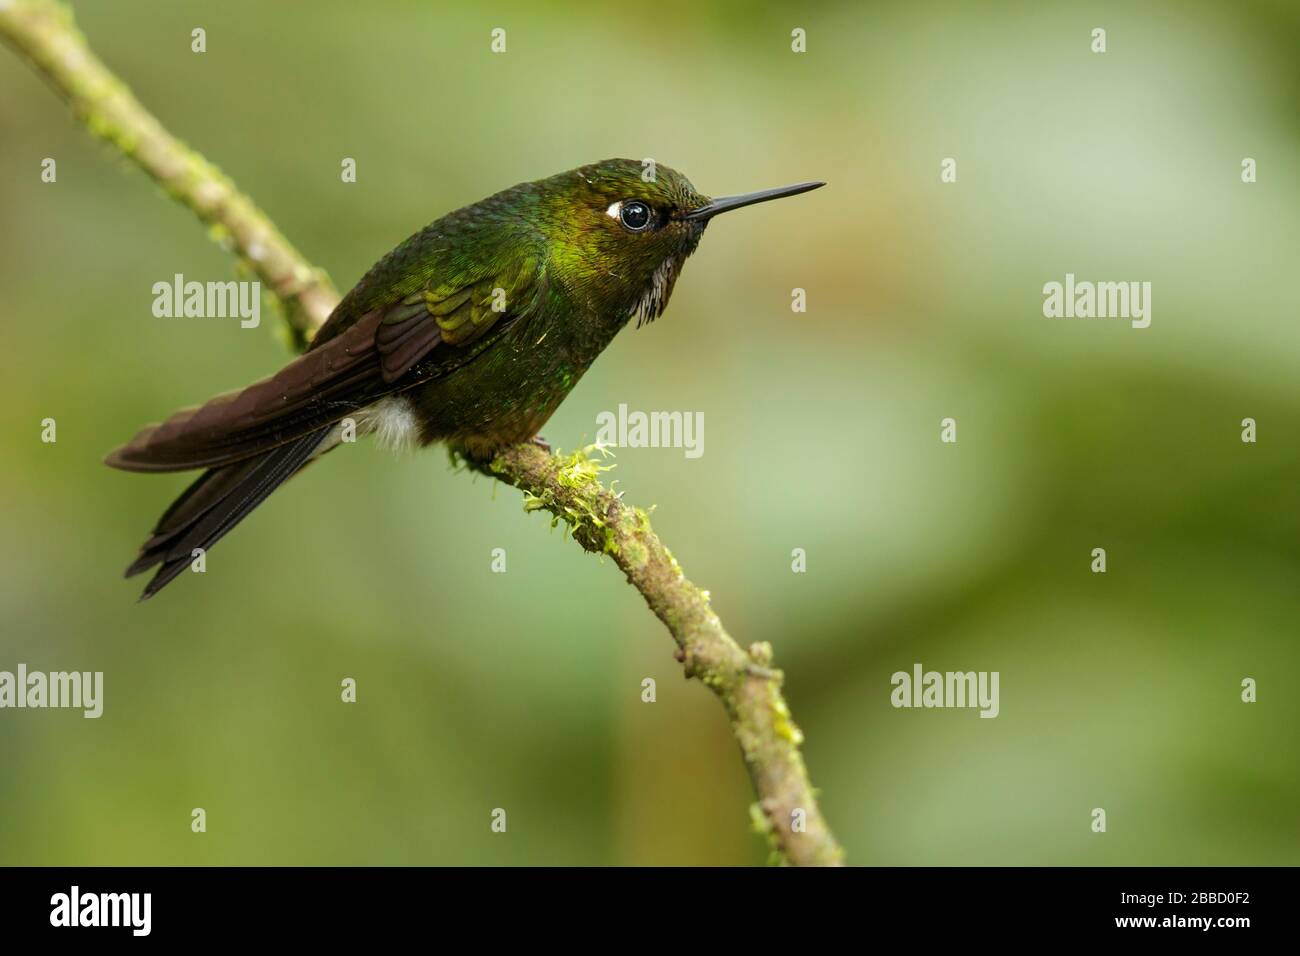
[358,395,420,451]
[314,395,420,458]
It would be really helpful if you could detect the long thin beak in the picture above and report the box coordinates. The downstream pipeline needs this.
[679,181,825,221]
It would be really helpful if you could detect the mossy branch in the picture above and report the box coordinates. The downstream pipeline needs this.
[476,444,844,865]
[0,0,335,347]
[2,0,844,866]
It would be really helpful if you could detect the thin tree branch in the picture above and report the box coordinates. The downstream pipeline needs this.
[2,0,844,866]
[0,0,337,345]
[473,444,844,865]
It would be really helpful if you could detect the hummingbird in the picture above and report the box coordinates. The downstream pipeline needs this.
[107,159,823,599]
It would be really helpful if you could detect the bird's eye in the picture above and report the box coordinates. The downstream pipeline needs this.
[618,200,653,232]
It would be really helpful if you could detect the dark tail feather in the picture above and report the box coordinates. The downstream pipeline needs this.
[127,427,331,600]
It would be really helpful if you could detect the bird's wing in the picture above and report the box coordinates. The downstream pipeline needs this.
[105,254,544,473]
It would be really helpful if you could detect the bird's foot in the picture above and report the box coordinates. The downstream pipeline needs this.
[530,434,552,453]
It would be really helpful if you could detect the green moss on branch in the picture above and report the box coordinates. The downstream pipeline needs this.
[477,444,844,866]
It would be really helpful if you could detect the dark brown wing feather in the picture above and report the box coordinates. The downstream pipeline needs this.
[106,266,535,474]
[109,184,552,475]
[106,309,392,472]
[126,427,331,599]
[111,205,548,598]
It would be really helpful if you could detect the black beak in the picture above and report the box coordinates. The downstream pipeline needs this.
[680,181,825,221]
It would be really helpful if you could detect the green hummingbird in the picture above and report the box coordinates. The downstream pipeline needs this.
[107,159,823,599]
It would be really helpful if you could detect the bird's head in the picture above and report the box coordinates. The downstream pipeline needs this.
[538,159,823,325]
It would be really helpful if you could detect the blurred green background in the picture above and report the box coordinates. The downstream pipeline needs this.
[2,0,1298,865]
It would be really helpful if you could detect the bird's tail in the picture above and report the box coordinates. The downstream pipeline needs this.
[124,426,331,600]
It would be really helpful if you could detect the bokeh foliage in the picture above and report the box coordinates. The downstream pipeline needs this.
[1,0,1297,864]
